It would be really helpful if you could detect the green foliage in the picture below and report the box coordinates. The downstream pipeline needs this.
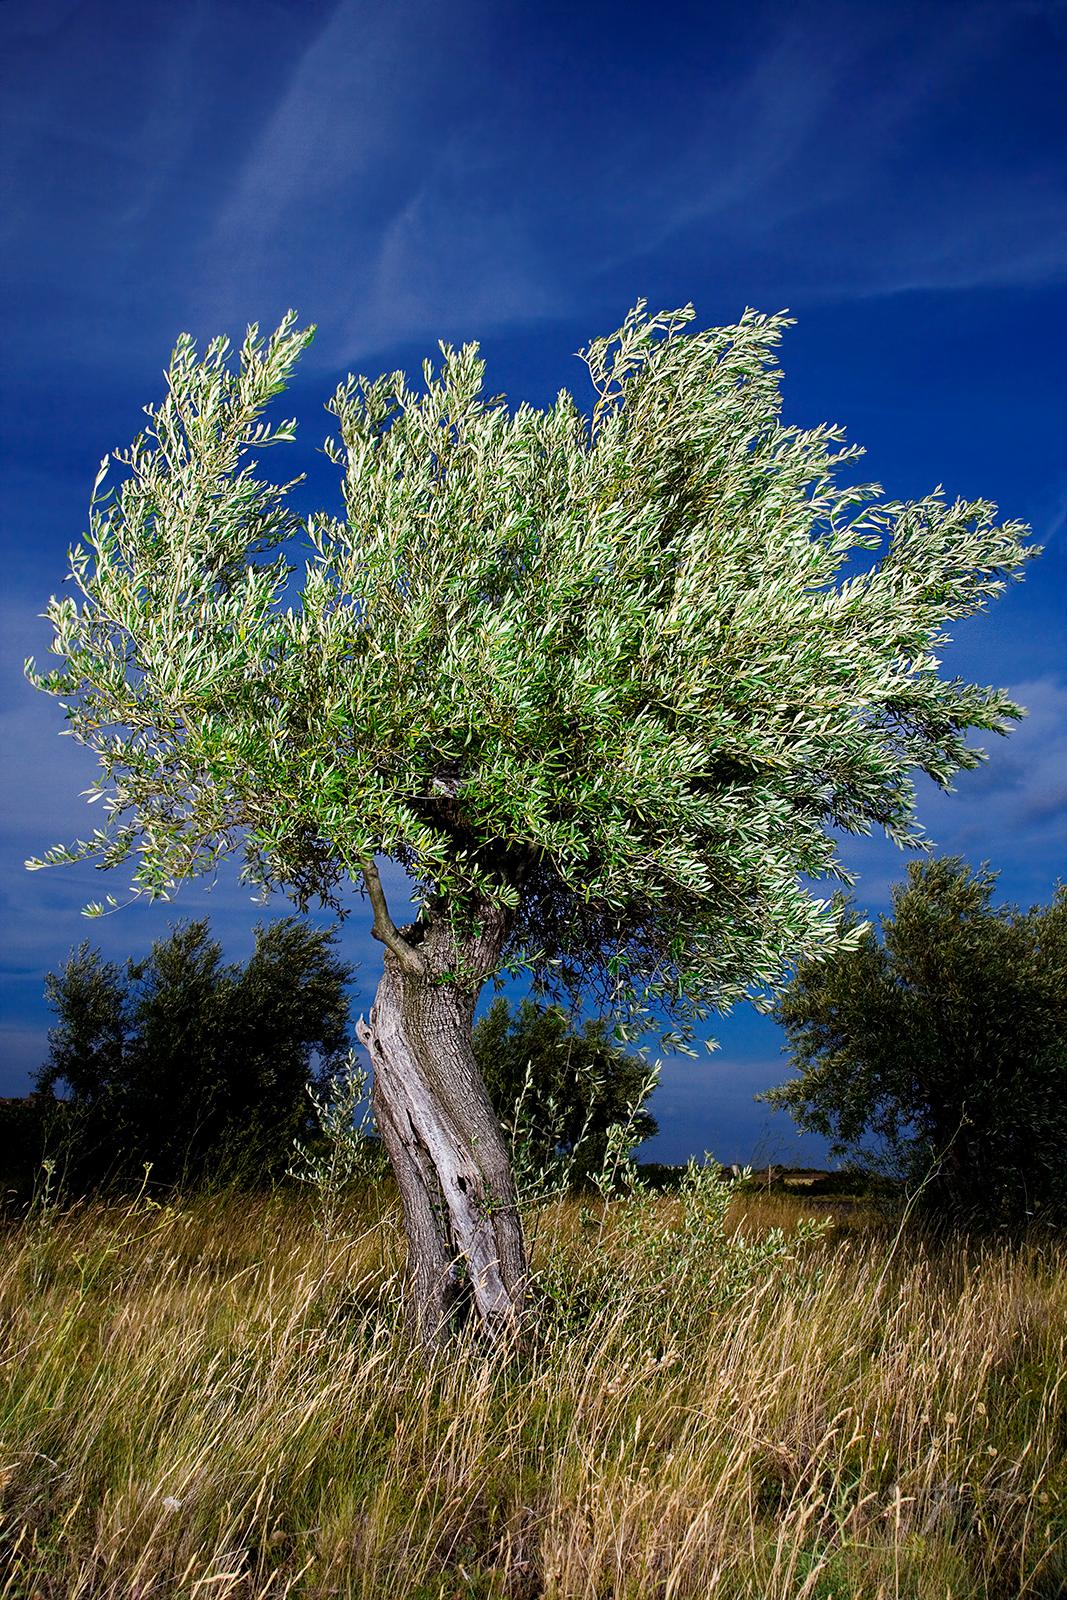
[287,1052,385,1246]
[539,1157,828,1331]
[625,1157,829,1306]
[765,858,1067,1228]
[35,917,354,1191]
[27,305,1034,1041]
[472,995,657,1189]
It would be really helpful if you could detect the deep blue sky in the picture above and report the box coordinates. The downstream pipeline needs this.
[2,0,1064,1164]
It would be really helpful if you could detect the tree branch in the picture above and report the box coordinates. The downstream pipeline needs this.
[360,858,427,977]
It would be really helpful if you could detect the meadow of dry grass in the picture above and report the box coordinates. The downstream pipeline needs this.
[0,1183,1064,1599]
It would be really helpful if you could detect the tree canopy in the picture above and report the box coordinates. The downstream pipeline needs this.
[765,859,1067,1227]
[473,996,657,1184]
[27,304,1033,1041]
[37,917,353,1189]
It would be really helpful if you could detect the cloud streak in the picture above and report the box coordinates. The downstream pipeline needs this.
[4,0,1063,384]
[202,0,1067,362]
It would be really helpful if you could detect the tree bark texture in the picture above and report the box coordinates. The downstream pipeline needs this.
[355,905,528,1346]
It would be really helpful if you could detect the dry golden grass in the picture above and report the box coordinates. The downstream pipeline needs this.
[0,1186,1064,1598]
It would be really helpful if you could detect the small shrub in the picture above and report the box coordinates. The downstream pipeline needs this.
[287,1052,385,1246]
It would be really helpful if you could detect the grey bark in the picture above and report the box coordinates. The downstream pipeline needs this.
[355,902,529,1346]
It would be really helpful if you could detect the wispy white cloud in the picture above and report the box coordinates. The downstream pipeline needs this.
[351,154,561,355]
[210,2,395,252]
[205,0,558,357]
[590,5,1067,302]
[218,0,1065,361]
[950,675,1067,843]
[6,0,1063,385]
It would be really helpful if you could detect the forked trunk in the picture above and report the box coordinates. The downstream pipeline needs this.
[355,906,528,1346]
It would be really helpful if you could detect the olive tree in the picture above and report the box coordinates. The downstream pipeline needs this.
[27,304,1032,1341]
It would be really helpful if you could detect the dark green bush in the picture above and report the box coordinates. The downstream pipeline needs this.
[31,917,354,1194]
[766,859,1067,1229]
[473,995,657,1186]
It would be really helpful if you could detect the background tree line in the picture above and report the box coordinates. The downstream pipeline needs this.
[4,857,1064,1230]
[1,918,659,1203]
[16,918,354,1194]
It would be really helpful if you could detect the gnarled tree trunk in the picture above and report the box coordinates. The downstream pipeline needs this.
[355,901,529,1346]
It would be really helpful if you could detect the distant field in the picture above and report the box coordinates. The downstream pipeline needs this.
[1,1187,1063,1598]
